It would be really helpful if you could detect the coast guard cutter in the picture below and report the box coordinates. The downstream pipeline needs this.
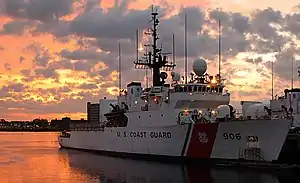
[59,9,292,163]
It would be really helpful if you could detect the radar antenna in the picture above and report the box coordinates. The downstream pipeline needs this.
[134,7,176,86]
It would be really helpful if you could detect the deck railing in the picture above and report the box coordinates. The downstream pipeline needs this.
[70,123,105,131]
[239,148,264,161]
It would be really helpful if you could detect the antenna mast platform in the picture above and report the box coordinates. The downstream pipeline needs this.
[134,8,176,86]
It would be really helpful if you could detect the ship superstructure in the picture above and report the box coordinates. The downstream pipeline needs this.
[59,8,292,163]
[269,88,300,127]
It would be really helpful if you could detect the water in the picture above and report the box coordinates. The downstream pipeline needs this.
[0,132,297,183]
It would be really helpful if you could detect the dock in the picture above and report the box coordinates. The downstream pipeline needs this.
[214,161,300,171]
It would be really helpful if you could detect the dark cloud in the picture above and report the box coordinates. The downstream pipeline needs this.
[60,48,104,61]
[1,0,74,22]
[264,47,298,81]
[58,47,134,73]
[33,20,70,37]
[34,68,58,78]
[23,42,52,67]
[8,83,27,92]
[19,56,26,63]
[33,51,51,67]
[36,3,300,87]
[0,83,27,93]
[284,13,300,37]
[68,5,153,39]
[20,69,31,76]
[0,86,11,98]
[79,83,99,90]
[49,59,74,70]
[0,20,35,35]
[4,63,11,71]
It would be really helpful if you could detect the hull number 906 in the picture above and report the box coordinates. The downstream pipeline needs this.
[223,133,241,140]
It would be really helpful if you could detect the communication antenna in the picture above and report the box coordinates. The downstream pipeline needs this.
[218,20,221,80]
[145,43,149,88]
[136,29,139,80]
[292,56,294,89]
[133,7,175,86]
[271,60,274,100]
[172,33,175,70]
[136,29,139,69]
[146,68,149,87]
[184,13,188,84]
[118,42,121,97]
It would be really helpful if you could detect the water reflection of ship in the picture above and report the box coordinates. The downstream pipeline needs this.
[65,150,294,183]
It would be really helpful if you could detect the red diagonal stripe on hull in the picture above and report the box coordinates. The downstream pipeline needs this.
[186,123,219,158]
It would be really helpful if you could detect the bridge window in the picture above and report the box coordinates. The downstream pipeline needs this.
[205,87,209,92]
[212,87,217,92]
[174,85,224,93]
[193,86,197,92]
[179,87,183,92]
[174,100,227,109]
[219,87,223,93]
[175,86,184,92]
[183,86,187,92]
[199,86,203,92]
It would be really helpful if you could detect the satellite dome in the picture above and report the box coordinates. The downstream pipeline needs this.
[193,58,207,76]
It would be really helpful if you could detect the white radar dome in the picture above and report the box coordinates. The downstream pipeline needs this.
[171,72,181,82]
[193,58,207,76]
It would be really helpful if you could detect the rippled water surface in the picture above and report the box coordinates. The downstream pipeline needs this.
[0,132,298,183]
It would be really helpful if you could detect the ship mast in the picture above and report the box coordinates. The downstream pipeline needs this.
[134,7,175,86]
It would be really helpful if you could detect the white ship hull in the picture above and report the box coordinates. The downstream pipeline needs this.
[59,119,291,162]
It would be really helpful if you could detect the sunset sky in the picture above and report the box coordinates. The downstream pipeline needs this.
[0,0,300,121]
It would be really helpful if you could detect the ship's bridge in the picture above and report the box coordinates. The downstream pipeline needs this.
[170,83,230,109]
[173,83,224,93]
[166,58,230,109]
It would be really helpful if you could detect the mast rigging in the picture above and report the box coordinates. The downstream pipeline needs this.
[134,8,175,86]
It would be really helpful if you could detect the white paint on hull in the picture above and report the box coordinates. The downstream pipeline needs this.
[59,119,292,162]
[59,124,189,156]
[211,119,291,161]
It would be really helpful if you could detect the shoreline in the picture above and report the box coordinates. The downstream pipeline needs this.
[0,128,64,132]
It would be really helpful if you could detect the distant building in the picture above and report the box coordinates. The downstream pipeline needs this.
[50,117,88,130]
[87,102,100,123]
